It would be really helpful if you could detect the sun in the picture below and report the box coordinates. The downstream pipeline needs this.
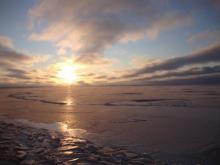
[57,65,78,84]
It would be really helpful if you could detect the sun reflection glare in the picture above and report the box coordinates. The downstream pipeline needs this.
[65,96,74,106]
[58,122,87,137]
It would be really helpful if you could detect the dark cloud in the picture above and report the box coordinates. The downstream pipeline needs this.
[6,68,27,75]
[95,75,108,80]
[5,68,30,80]
[124,44,220,78]
[112,73,220,86]
[79,73,96,77]
[134,65,220,82]
[0,42,36,82]
[77,80,90,86]
[146,73,220,85]
[0,61,14,68]
[0,44,32,62]
[5,73,30,80]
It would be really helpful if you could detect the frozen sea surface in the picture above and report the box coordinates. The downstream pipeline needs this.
[0,85,220,163]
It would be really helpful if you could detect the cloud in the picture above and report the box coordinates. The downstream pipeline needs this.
[124,43,220,78]
[5,68,30,80]
[146,12,192,39]
[73,53,118,66]
[0,61,14,69]
[0,36,13,48]
[0,39,32,83]
[28,0,192,64]
[130,55,161,69]
[113,70,220,85]
[145,73,220,85]
[188,29,220,43]
[0,35,50,67]
[0,42,32,64]
[0,36,50,84]
[135,65,220,82]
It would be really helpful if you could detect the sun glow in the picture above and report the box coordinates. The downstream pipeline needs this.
[58,65,78,84]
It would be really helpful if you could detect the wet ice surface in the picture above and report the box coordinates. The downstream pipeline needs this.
[99,98,192,107]
[8,92,67,105]
[8,91,193,107]
[0,85,220,164]
[0,121,157,165]
[5,86,220,108]
[13,119,88,138]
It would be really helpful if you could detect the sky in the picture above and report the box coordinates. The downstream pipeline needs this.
[0,0,220,86]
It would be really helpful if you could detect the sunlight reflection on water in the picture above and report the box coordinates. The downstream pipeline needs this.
[58,122,87,137]
[65,96,74,106]
[10,119,87,138]
[64,89,76,107]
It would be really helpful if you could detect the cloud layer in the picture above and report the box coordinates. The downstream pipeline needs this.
[29,0,192,63]
[85,42,218,85]
[123,43,220,79]
[0,36,49,85]
[0,36,33,71]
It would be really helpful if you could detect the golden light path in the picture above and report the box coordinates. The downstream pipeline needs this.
[57,65,79,84]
